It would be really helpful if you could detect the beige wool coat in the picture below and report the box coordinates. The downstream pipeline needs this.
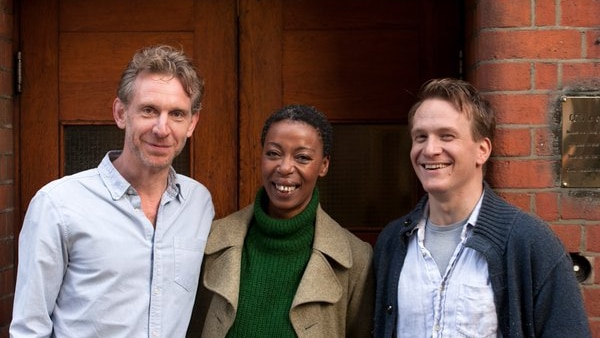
[187,204,374,338]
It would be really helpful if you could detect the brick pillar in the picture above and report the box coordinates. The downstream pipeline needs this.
[465,0,600,335]
[0,0,14,337]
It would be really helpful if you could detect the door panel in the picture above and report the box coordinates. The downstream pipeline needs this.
[59,0,194,31]
[283,29,420,121]
[59,33,194,122]
[281,1,422,122]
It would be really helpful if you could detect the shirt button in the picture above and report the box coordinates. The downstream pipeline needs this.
[386,305,393,314]
[434,324,440,331]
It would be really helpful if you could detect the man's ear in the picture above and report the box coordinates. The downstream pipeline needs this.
[186,112,200,138]
[476,137,492,166]
[113,98,126,130]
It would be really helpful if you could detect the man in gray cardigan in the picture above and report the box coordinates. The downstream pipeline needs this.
[373,78,590,337]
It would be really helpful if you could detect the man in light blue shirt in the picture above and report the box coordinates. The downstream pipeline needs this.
[10,45,215,338]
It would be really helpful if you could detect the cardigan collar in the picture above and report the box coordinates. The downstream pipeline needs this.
[401,182,516,255]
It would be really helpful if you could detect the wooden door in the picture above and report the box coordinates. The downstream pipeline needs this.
[18,0,461,242]
[237,0,462,242]
[18,0,239,227]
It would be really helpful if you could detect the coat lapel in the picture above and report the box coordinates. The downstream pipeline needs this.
[203,205,253,310]
[293,206,352,306]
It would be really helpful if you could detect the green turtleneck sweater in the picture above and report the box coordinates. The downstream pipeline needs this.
[226,188,318,338]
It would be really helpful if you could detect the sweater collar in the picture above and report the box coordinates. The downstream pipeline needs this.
[254,188,318,233]
[205,203,353,268]
[247,188,317,253]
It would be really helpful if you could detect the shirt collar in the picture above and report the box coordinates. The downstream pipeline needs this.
[461,191,485,240]
[417,191,486,240]
[98,150,182,201]
[467,191,485,227]
[165,168,182,200]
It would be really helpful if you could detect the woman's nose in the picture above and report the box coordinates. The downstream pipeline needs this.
[277,157,295,174]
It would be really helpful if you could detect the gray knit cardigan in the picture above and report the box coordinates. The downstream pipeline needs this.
[373,182,591,338]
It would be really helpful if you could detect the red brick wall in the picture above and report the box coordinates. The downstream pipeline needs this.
[0,0,13,336]
[466,0,600,335]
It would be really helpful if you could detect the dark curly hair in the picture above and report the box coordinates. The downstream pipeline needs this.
[261,104,333,157]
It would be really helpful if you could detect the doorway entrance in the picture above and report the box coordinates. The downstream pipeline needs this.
[18,0,462,243]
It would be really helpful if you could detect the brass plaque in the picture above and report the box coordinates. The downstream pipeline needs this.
[561,96,600,188]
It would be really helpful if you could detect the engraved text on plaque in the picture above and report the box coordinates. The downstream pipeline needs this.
[561,96,600,188]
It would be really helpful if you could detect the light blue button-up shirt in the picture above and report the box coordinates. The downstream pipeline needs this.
[10,151,214,338]
[396,193,501,338]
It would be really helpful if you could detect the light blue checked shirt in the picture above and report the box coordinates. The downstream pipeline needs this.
[11,151,214,338]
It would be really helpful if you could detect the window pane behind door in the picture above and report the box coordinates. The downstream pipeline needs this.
[63,125,190,176]
[318,124,416,228]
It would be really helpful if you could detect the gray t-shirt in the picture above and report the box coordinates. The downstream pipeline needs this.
[424,217,466,275]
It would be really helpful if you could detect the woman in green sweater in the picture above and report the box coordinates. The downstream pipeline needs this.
[190,104,374,337]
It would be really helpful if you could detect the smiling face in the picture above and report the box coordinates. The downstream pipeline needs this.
[410,98,491,200]
[113,71,199,174]
[261,120,329,219]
